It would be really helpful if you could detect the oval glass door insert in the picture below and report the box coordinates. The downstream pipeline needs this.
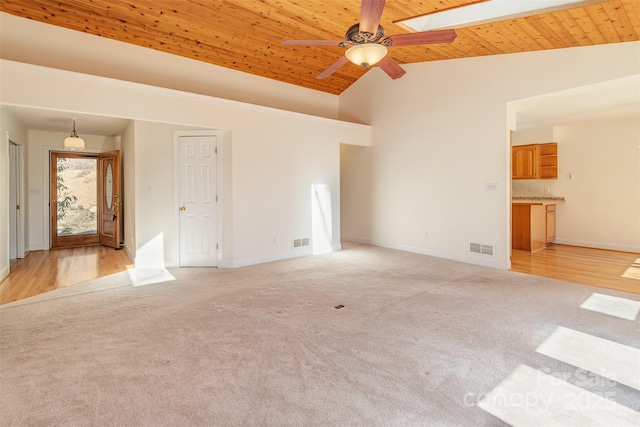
[105,163,113,210]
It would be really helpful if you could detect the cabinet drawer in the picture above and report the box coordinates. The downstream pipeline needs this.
[546,204,556,212]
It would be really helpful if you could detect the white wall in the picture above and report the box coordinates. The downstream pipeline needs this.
[26,130,119,250]
[512,128,555,146]
[553,117,640,252]
[0,60,370,268]
[0,107,28,282]
[121,121,136,262]
[340,144,372,242]
[0,13,338,120]
[132,121,205,266]
[339,41,640,269]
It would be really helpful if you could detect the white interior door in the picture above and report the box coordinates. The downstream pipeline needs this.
[9,142,24,259]
[9,143,19,259]
[178,135,218,267]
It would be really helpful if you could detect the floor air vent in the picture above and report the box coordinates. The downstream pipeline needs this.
[470,242,494,256]
[292,237,310,249]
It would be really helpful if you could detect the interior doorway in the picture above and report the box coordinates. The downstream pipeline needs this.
[9,141,25,259]
[50,152,99,248]
[50,151,122,249]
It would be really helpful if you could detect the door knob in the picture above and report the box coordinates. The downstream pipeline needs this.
[180,206,186,211]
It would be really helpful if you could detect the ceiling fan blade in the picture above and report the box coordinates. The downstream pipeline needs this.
[360,0,386,34]
[388,29,457,47]
[282,40,342,46]
[377,56,406,80]
[317,56,349,80]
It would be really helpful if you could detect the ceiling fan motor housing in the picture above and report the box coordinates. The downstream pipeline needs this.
[342,23,391,47]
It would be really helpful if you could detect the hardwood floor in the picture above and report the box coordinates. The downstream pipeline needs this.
[511,244,640,295]
[1,245,133,305]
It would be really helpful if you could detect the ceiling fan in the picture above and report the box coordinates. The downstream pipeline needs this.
[282,0,457,80]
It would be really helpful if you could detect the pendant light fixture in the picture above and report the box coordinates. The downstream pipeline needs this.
[64,118,85,150]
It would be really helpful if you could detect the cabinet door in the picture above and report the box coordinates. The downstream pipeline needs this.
[512,145,538,179]
[546,211,556,243]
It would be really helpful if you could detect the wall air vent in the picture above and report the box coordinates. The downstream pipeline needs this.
[292,237,310,249]
[470,242,494,256]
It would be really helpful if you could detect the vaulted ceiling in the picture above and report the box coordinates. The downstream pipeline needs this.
[1,0,639,95]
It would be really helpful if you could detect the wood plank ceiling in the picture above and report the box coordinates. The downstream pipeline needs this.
[1,0,638,95]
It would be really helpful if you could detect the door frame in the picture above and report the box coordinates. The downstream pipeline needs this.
[8,137,25,259]
[98,150,121,249]
[43,146,103,249]
[172,130,224,267]
[50,151,100,248]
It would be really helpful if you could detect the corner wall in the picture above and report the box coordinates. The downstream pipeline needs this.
[121,121,136,262]
[338,41,640,269]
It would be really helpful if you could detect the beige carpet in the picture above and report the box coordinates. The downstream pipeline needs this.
[1,242,639,426]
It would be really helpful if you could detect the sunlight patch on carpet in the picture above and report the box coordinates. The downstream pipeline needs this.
[536,327,640,391]
[127,268,176,287]
[580,293,640,321]
[477,365,640,426]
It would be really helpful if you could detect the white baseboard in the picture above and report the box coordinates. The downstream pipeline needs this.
[230,248,314,268]
[554,239,640,253]
[0,265,9,284]
[164,258,178,268]
[124,245,135,265]
[341,235,372,245]
[218,260,234,269]
[220,242,342,269]
[342,238,511,270]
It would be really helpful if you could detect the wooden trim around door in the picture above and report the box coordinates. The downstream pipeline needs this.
[50,152,100,248]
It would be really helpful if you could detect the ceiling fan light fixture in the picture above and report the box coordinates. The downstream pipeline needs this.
[64,119,85,150]
[345,43,388,67]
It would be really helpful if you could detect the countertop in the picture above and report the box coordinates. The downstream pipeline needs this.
[512,196,565,206]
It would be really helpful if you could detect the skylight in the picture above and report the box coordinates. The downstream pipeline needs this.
[397,0,600,32]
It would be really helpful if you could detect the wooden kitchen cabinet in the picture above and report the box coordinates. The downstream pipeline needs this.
[539,143,558,179]
[512,143,557,180]
[512,204,546,252]
[512,200,561,252]
[512,144,539,180]
[546,205,556,243]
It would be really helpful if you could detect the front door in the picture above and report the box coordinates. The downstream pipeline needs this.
[50,152,100,248]
[178,135,218,266]
[98,151,121,248]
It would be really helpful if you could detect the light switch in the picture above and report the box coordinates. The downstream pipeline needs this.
[485,183,498,192]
